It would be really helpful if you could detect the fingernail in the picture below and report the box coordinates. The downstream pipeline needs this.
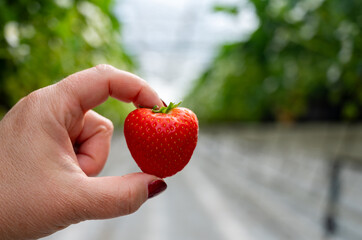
[148,179,167,199]
[161,99,167,107]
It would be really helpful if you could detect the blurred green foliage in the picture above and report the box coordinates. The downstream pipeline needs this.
[0,0,134,124]
[186,0,362,123]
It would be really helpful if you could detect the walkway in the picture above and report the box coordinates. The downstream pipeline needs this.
[43,124,362,240]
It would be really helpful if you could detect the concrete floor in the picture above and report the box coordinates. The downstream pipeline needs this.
[42,124,362,240]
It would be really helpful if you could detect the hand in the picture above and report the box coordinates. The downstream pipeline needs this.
[0,64,167,239]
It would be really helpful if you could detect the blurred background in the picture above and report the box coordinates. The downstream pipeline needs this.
[1,0,362,239]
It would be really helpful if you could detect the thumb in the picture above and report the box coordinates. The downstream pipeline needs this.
[78,173,167,220]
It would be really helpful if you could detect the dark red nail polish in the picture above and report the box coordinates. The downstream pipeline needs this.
[148,180,167,199]
[161,99,167,107]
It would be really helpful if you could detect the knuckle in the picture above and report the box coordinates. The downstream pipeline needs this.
[138,78,148,89]
[17,90,44,119]
[120,181,140,215]
[40,177,88,225]
[5,88,56,134]
[103,118,114,133]
[59,74,79,96]
[95,116,114,137]
[65,179,96,221]
[25,89,43,104]
[94,64,114,73]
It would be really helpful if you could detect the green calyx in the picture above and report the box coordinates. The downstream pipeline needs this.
[152,102,181,114]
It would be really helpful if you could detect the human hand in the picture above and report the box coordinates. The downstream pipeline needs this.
[0,64,167,239]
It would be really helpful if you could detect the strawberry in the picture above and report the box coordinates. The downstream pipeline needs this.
[124,102,199,178]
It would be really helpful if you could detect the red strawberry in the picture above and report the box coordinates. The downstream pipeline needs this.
[124,102,199,178]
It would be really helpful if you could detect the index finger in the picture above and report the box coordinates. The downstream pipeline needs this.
[56,64,163,112]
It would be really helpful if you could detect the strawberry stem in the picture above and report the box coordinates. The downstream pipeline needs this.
[152,102,181,114]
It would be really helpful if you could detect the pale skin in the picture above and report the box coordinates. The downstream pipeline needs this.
[0,64,166,239]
